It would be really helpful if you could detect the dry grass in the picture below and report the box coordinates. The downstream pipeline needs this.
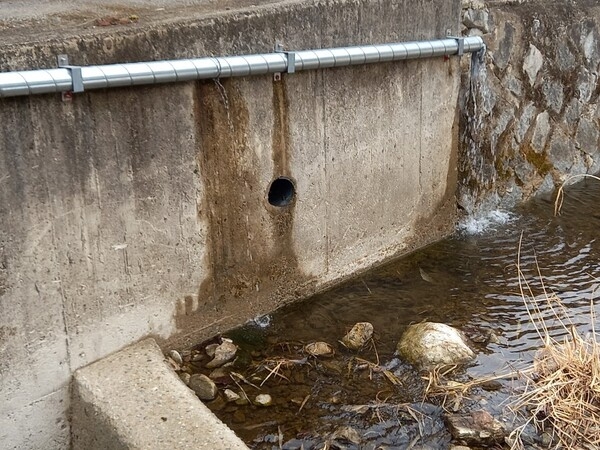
[509,233,600,450]
[554,174,600,216]
[422,364,523,411]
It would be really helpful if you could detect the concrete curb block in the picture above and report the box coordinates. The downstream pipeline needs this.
[72,338,249,450]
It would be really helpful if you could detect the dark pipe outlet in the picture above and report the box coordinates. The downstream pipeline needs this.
[268,177,295,207]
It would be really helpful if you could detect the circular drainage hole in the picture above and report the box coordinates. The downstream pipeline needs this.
[268,177,295,207]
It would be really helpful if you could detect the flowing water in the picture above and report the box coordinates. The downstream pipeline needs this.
[190,179,600,449]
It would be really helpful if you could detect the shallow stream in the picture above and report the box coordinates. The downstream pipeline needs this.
[187,179,600,449]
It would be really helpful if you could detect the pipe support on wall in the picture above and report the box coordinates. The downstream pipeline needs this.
[0,36,484,98]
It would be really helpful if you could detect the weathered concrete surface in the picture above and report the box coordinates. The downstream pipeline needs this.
[0,0,462,448]
[458,0,600,213]
[72,338,249,449]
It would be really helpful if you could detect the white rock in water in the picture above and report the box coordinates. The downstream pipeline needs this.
[304,341,335,357]
[342,322,374,350]
[254,394,272,406]
[397,322,475,371]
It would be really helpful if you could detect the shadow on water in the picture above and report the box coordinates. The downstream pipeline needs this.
[193,178,600,449]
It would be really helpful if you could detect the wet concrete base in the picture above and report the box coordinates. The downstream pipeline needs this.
[72,338,248,449]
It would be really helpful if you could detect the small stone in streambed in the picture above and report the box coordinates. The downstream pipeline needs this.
[254,393,272,406]
[330,426,361,445]
[224,389,241,403]
[166,357,180,371]
[178,372,191,386]
[206,395,226,411]
[304,341,335,357]
[480,380,503,392]
[191,352,204,362]
[189,374,218,401]
[205,343,219,358]
[341,322,374,350]
[445,410,506,447]
[168,350,183,365]
[209,366,232,381]
[235,395,249,406]
[232,409,246,423]
[206,341,238,368]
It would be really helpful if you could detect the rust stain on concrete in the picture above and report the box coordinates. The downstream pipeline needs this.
[173,77,309,343]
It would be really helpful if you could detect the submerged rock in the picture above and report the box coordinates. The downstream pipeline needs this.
[206,341,238,368]
[223,389,241,403]
[341,322,374,350]
[304,341,335,357]
[445,410,506,446]
[189,374,218,401]
[178,372,191,386]
[330,426,362,445]
[254,393,272,406]
[397,322,475,371]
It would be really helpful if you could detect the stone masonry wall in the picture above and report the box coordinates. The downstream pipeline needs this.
[458,0,600,213]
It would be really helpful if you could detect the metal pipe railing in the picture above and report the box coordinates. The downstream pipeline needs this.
[0,36,484,98]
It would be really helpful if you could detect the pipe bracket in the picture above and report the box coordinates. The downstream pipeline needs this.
[57,54,84,94]
[447,36,465,56]
[274,43,296,74]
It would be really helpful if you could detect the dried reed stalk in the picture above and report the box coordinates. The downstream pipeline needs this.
[509,233,600,450]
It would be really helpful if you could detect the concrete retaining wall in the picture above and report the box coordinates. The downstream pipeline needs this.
[458,0,600,212]
[0,0,462,448]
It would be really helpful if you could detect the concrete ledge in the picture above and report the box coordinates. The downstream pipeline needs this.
[72,338,248,450]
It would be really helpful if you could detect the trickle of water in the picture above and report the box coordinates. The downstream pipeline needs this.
[459,49,498,215]
[213,78,235,133]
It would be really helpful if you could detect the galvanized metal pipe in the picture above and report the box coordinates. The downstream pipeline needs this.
[0,36,484,98]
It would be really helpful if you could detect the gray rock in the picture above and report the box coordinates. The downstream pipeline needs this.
[397,322,475,371]
[223,389,241,403]
[576,117,599,153]
[548,128,575,173]
[583,30,597,63]
[445,410,506,446]
[341,322,374,350]
[493,22,515,70]
[168,350,183,365]
[565,98,582,127]
[542,79,564,113]
[531,111,550,153]
[330,426,362,445]
[502,71,523,98]
[178,372,191,386]
[205,344,219,358]
[577,68,597,103]
[556,41,576,72]
[206,341,237,368]
[463,9,490,33]
[466,28,484,37]
[189,374,218,401]
[461,0,486,10]
[523,44,543,86]
[515,102,537,144]
[254,394,272,406]
[491,107,515,150]
[208,366,232,380]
